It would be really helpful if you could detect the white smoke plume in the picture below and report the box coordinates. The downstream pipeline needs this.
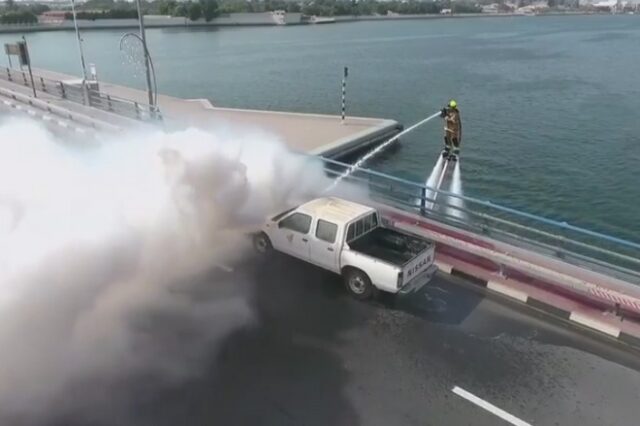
[0,117,331,424]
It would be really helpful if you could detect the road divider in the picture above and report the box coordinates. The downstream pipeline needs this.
[487,280,528,303]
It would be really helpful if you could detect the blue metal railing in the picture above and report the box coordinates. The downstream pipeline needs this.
[319,156,640,284]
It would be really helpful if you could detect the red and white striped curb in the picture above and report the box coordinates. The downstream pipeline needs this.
[386,208,640,348]
[588,287,640,313]
[435,256,640,349]
[385,210,640,318]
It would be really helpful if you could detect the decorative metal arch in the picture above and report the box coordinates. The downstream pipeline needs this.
[119,32,159,115]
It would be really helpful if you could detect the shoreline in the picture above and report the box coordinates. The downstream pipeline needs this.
[0,11,626,34]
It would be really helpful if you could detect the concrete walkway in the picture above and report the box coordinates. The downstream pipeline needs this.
[32,68,401,157]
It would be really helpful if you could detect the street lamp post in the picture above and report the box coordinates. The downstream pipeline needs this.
[134,0,155,111]
[70,0,90,105]
[70,0,88,80]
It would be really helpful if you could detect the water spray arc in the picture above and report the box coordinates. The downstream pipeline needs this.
[326,111,441,191]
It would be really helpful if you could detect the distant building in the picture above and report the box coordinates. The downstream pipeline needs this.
[592,0,625,12]
[485,2,517,12]
[481,3,501,13]
[38,11,67,24]
[440,8,452,14]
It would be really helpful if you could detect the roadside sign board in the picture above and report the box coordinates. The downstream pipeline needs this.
[4,43,20,56]
[4,39,36,97]
[4,41,29,66]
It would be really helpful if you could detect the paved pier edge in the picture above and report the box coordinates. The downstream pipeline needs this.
[378,206,640,351]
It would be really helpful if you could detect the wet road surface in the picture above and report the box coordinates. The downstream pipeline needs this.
[47,254,640,426]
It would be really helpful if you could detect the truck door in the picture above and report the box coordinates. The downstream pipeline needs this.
[310,219,340,272]
[273,212,312,260]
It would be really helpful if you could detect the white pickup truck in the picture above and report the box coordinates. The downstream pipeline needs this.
[253,197,438,299]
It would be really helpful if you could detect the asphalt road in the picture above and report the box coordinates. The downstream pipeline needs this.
[43,253,640,426]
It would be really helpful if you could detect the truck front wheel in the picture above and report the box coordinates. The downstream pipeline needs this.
[343,268,375,300]
[253,232,272,255]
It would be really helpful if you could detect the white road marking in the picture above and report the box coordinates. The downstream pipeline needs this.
[2,100,11,106]
[27,109,37,116]
[452,386,532,426]
[42,114,52,121]
[57,120,68,128]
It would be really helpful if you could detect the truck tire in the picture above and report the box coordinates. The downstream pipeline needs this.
[343,268,375,300]
[253,232,272,255]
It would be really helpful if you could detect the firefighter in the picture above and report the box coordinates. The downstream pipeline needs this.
[440,100,462,160]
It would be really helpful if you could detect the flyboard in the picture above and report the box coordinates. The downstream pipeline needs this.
[441,149,459,163]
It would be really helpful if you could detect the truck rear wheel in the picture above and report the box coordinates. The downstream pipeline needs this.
[253,232,272,255]
[343,268,375,300]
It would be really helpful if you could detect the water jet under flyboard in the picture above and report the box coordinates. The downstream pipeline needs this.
[419,152,466,221]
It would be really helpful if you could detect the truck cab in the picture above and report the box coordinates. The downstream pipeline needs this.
[254,197,438,299]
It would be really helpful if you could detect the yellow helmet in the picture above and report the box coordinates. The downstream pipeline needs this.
[449,99,457,109]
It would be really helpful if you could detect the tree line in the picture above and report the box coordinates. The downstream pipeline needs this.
[0,0,50,24]
[209,0,480,16]
[64,10,140,20]
[158,0,221,21]
[1,0,585,26]
[214,0,481,16]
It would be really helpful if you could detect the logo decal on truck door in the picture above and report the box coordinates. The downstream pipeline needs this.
[286,234,293,243]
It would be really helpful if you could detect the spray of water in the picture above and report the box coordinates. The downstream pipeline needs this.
[421,154,445,210]
[120,34,147,80]
[326,111,441,191]
[0,117,331,424]
[431,159,450,207]
[446,160,466,220]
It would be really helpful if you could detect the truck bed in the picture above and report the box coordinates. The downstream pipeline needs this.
[349,228,431,266]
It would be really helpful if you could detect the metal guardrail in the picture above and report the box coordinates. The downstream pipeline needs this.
[321,157,640,285]
[87,90,159,121]
[0,67,160,122]
[0,85,119,133]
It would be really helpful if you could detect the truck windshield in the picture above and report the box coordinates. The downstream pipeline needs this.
[346,212,378,244]
[270,207,297,222]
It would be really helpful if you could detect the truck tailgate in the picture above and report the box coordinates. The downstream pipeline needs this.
[401,244,435,286]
